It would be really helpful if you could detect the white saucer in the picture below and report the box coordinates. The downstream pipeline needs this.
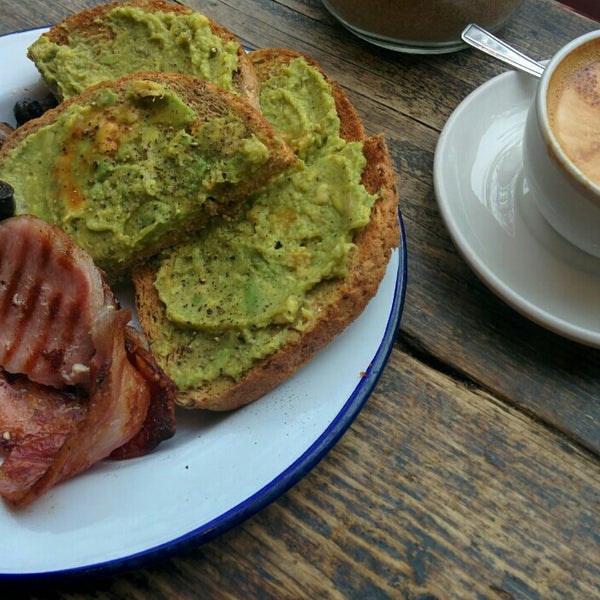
[434,69,600,348]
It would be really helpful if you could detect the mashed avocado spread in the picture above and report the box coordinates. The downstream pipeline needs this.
[28,5,241,99]
[151,57,376,386]
[0,80,271,275]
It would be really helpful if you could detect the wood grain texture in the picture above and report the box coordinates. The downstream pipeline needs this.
[4,349,599,598]
[0,0,598,597]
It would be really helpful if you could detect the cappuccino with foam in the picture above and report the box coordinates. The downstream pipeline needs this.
[546,39,600,186]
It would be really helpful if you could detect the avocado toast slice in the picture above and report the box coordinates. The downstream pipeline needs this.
[27,0,259,105]
[133,49,400,411]
[0,71,295,279]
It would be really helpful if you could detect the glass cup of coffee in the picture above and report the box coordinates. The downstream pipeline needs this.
[522,30,600,258]
[321,0,522,54]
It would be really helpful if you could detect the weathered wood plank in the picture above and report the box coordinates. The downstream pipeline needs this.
[8,349,598,598]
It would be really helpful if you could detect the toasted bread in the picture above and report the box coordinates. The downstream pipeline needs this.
[133,49,400,411]
[27,0,259,105]
[0,71,296,279]
[250,48,367,146]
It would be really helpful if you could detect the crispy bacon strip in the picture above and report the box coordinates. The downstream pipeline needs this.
[0,372,87,502]
[0,216,176,508]
[0,319,177,506]
[0,215,106,389]
[4,307,150,507]
[110,326,177,459]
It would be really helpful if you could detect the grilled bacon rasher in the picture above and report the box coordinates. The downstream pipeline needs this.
[0,215,176,508]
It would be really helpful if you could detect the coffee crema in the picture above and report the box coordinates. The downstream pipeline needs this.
[546,39,600,186]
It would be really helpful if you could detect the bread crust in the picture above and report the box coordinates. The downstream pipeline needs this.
[0,71,296,279]
[133,49,399,411]
[30,0,259,105]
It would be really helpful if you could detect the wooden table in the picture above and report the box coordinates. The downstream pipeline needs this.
[1,1,599,597]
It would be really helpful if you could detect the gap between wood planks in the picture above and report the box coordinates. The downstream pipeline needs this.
[394,332,599,462]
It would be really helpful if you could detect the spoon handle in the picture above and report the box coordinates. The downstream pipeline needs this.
[461,23,545,78]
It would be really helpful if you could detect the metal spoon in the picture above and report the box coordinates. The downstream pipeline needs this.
[461,23,545,78]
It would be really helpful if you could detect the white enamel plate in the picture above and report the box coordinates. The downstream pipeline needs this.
[0,28,407,580]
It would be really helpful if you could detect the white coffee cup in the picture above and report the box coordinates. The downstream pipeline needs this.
[522,30,600,258]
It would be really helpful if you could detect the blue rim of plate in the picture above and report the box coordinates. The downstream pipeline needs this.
[0,25,407,583]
